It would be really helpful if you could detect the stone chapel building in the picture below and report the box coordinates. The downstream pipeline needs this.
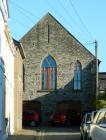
[20,13,97,124]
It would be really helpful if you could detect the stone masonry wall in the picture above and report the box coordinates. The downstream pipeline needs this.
[20,13,96,120]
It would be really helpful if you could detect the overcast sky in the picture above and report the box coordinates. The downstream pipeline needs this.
[8,0,106,72]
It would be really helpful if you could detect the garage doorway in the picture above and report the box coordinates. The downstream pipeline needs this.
[57,101,81,125]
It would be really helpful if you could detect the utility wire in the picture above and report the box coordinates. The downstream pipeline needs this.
[9,0,97,45]
[8,17,30,40]
[68,0,94,40]
[47,0,76,29]
[10,17,30,28]
[83,42,95,46]
[47,0,82,38]
[47,0,62,17]
[9,0,39,19]
[9,0,37,24]
[9,0,41,38]
[9,0,94,42]
[57,0,93,41]
[58,0,79,26]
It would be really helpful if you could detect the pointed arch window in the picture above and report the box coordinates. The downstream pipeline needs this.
[41,55,57,90]
[74,61,81,90]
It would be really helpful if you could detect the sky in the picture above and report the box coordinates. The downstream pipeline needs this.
[8,0,106,72]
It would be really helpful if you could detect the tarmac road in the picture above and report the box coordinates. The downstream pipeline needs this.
[36,126,80,140]
[7,126,80,140]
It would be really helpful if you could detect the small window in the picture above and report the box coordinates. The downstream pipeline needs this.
[23,64,25,91]
[74,61,81,90]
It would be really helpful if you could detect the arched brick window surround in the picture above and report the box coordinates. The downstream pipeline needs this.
[41,55,57,90]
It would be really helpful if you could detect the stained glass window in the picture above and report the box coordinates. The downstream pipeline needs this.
[41,55,57,90]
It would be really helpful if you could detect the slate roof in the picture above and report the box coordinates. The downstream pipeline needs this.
[13,39,25,59]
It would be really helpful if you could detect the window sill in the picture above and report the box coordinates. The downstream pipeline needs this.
[37,89,57,92]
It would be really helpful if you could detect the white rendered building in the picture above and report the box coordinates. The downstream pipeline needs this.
[0,0,15,138]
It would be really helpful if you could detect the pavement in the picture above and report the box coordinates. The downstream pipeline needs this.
[7,128,38,140]
[7,135,36,140]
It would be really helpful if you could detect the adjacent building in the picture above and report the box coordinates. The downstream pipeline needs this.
[3,29,25,135]
[0,0,25,137]
[98,72,106,93]
[3,25,16,136]
[20,13,97,124]
[13,39,25,133]
[0,0,9,139]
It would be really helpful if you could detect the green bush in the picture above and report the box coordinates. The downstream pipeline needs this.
[96,100,106,109]
[96,89,106,109]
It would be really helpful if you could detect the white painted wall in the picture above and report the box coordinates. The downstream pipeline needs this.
[0,9,6,140]
[0,58,5,140]
[3,35,15,134]
[0,0,15,137]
